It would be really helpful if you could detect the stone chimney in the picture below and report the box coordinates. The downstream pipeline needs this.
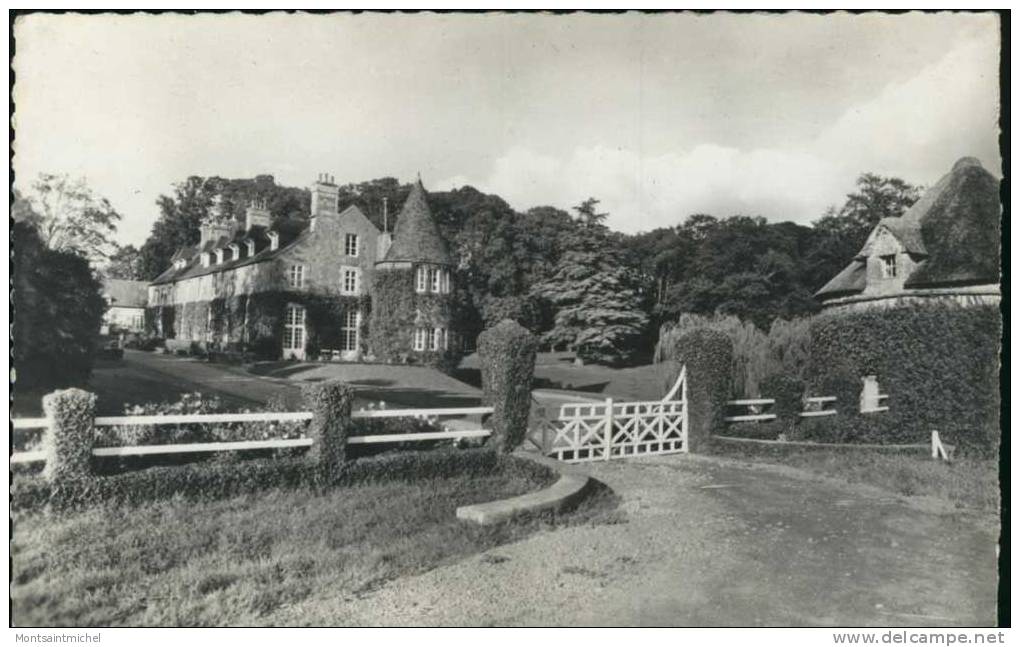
[245,198,272,231]
[310,173,339,218]
[200,193,238,245]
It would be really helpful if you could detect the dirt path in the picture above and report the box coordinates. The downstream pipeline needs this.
[272,453,998,627]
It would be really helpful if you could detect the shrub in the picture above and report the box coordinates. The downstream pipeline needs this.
[655,313,811,397]
[477,320,538,453]
[668,328,733,451]
[94,392,308,449]
[809,303,1001,452]
[41,389,97,482]
[11,447,504,513]
[760,373,805,431]
[302,380,355,469]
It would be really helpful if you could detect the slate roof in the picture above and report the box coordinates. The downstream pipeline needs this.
[103,279,149,308]
[150,213,316,286]
[816,157,1001,299]
[379,179,453,266]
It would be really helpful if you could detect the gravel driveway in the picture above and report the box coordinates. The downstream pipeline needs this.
[272,453,999,627]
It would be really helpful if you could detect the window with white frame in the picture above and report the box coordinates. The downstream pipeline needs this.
[288,264,305,289]
[415,266,428,293]
[430,327,448,351]
[283,305,305,351]
[442,269,451,293]
[430,268,441,293]
[340,310,359,352]
[344,233,359,257]
[414,328,427,351]
[341,267,360,295]
[879,254,897,278]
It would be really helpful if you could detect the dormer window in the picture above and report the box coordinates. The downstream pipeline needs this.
[215,248,225,265]
[245,239,256,256]
[268,231,280,251]
[880,254,897,278]
[229,243,241,260]
[201,253,211,268]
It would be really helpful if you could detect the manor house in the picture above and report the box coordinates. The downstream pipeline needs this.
[147,175,458,363]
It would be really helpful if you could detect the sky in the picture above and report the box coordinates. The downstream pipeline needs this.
[13,12,1001,247]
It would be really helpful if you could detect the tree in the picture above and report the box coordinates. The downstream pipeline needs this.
[573,197,609,228]
[104,245,144,280]
[533,200,648,365]
[138,175,310,279]
[13,221,106,390]
[15,173,122,263]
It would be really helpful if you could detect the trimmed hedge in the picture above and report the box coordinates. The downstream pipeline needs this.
[477,320,538,453]
[667,328,733,451]
[760,373,805,432]
[41,389,96,482]
[11,447,507,513]
[302,380,354,468]
[808,303,1001,453]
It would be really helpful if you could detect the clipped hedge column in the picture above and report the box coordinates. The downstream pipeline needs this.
[302,380,354,470]
[669,328,733,452]
[478,319,538,453]
[41,388,97,482]
[760,372,805,435]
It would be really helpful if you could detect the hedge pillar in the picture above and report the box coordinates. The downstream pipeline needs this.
[41,388,97,482]
[302,380,354,470]
[478,319,538,453]
[669,328,733,453]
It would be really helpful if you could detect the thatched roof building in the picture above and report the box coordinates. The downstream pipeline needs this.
[815,157,1001,312]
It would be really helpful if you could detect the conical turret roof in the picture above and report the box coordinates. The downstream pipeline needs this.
[381,178,453,266]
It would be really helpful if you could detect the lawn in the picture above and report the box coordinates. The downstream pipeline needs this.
[708,439,1000,513]
[457,351,679,401]
[12,463,617,627]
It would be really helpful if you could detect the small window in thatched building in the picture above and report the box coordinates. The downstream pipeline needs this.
[880,255,897,278]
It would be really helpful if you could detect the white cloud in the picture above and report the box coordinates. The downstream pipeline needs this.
[441,35,999,233]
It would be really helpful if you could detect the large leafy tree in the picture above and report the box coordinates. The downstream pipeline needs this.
[533,198,648,365]
[13,220,106,390]
[15,173,122,264]
[138,175,310,279]
[104,244,145,280]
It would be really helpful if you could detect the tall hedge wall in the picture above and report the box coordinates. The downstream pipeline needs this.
[369,267,463,371]
[808,303,1001,452]
[667,328,734,451]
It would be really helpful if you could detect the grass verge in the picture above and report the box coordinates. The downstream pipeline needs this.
[708,438,999,513]
[12,458,619,627]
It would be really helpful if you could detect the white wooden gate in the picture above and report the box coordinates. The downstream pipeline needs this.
[530,366,688,463]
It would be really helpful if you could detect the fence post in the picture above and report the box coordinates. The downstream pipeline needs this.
[302,380,354,472]
[41,388,97,482]
[604,397,613,460]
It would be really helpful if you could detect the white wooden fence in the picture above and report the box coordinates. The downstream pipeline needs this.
[723,393,889,423]
[10,406,493,465]
[530,367,688,463]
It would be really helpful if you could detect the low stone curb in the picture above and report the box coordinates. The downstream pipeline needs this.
[455,460,593,526]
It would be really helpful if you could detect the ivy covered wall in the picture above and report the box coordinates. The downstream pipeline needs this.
[369,267,462,370]
[145,291,370,360]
